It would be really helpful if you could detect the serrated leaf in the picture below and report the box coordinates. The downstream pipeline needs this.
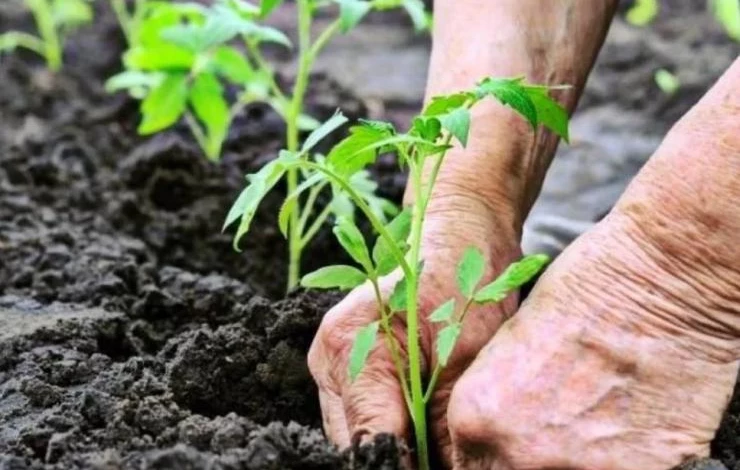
[225,160,287,248]
[439,107,471,147]
[429,299,455,323]
[412,116,442,142]
[402,0,430,32]
[189,72,230,159]
[302,112,348,154]
[457,247,485,299]
[436,323,461,367]
[525,87,570,142]
[161,16,240,52]
[301,265,367,290]
[333,217,372,270]
[372,208,411,276]
[477,77,537,129]
[259,0,284,17]
[212,46,254,83]
[326,123,395,175]
[388,276,407,312]
[348,321,379,381]
[626,0,658,26]
[423,92,472,117]
[474,254,550,304]
[337,0,372,33]
[138,73,189,134]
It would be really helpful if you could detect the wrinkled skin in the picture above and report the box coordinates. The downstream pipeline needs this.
[309,0,740,467]
[308,194,522,456]
[448,59,740,469]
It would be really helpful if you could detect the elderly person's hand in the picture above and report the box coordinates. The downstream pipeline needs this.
[448,59,740,469]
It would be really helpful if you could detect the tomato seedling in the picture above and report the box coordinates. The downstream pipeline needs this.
[0,0,93,71]
[295,76,570,470]
[214,0,430,289]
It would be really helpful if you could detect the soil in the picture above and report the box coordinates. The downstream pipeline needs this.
[0,1,739,469]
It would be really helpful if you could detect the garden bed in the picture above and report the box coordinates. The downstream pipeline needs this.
[1,1,739,469]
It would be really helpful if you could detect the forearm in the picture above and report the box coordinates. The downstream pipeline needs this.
[410,0,618,234]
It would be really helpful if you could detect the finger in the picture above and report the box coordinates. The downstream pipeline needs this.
[341,332,412,442]
[318,387,350,447]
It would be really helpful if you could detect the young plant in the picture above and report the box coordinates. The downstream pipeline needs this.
[294,76,570,469]
[0,0,93,71]
[213,0,430,289]
[109,0,148,46]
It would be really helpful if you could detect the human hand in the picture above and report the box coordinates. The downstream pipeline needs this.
[307,192,522,463]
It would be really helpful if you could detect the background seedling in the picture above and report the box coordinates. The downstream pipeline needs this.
[291,76,570,469]
[217,0,430,289]
[0,0,93,71]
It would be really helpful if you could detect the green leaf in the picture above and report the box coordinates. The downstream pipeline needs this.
[711,0,740,41]
[349,170,398,224]
[457,247,485,299]
[333,217,372,270]
[388,276,407,312]
[326,123,395,175]
[423,92,473,117]
[124,45,195,70]
[259,0,284,17]
[626,0,659,26]
[474,254,550,304]
[224,160,287,247]
[302,112,349,154]
[348,321,379,381]
[402,0,430,32]
[411,116,442,142]
[372,208,411,276]
[337,0,372,33]
[654,69,680,95]
[51,0,93,27]
[226,0,261,16]
[212,46,254,83]
[477,77,537,129]
[298,113,321,131]
[439,107,471,147]
[138,73,189,134]
[301,265,367,290]
[429,299,455,323]
[105,71,163,93]
[525,87,570,142]
[189,73,230,160]
[161,16,241,52]
[436,323,461,367]
[278,173,325,237]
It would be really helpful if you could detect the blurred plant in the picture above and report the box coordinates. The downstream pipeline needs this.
[294,77,569,470]
[626,0,659,26]
[710,0,740,41]
[654,68,680,95]
[206,0,428,289]
[109,0,147,46]
[0,0,93,71]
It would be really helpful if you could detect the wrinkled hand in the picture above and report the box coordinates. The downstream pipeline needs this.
[308,195,521,463]
[447,116,740,469]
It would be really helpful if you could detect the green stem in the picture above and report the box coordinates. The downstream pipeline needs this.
[284,0,314,289]
[406,161,429,470]
[184,112,213,161]
[298,162,414,281]
[424,297,474,403]
[26,0,61,71]
[110,0,131,44]
[300,204,332,248]
[297,181,328,235]
[308,19,341,61]
[369,277,413,411]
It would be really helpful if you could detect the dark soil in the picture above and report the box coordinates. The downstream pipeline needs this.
[0,1,738,469]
